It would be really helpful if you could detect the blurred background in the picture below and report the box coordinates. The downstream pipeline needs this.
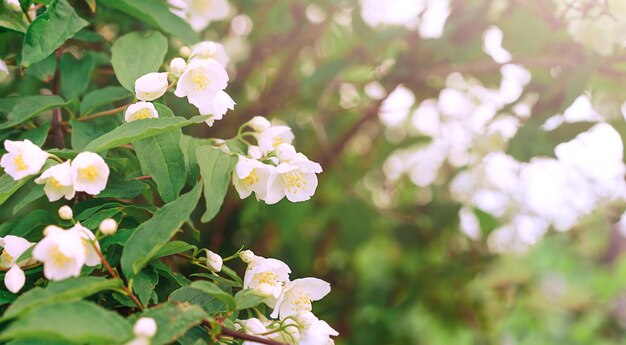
[5,0,626,344]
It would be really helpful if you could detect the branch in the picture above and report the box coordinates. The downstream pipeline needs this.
[201,320,288,345]
[51,48,65,149]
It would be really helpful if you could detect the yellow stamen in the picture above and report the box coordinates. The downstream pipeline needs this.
[13,154,28,171]
[1,250,13,264]
[242,169,259,187]
[49,245,72,267]
[133,108,153,120]
[272,137,285,149]
[190,68,210,91]
[79,165,98,181]
[282,171,307,194]
[253,271,279,286]
[290,291,311,312]
[49,177,63,189]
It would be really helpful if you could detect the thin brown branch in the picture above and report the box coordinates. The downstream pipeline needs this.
[77,104,129,122]
[92,242,144,310]
[202,320,288,345]
[51,48,65,149]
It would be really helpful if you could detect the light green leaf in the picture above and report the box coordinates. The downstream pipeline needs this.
[79,86,132,115]
[0,95,67,130]
[60,53,95,100]
[3,277,122,320]
[98,0,198,45]
[21,0,89,68]
[0,175,30,207]
[196,145,237,223]
[98,179,149,199]
[169,286,228,316]
[180,135,213,186]
[24,55,57,83]
[135,302,208,345]
[12,184,45,214]
[1,301,132,344]
[152,240,197,259]
[121,183,202,277]
[234,289,265,311]
[188,281,236,312]
[111,31,167,91]
[83,115,209,152]
[0,2,29,33]
[19,122,51,145]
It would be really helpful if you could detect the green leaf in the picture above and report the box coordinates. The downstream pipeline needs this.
[180,135,213,185]
[70,117,119,150]
[19,122,51,145]
[234,289,264,311]
[134,266,159,307]
[152,240,197,259]
[0,209,53,238]
[135,302,208,345]
[60,53,95,100]
[0,2,29,33]
[24,55,58,82]
[21,0,89,68]
[83,115,209,152]
[98,0,198,45]
[121,183,202,278]
[98,179,149,199]
[169,286,228,316]
[188,281,236,312]
[12,184,45,214]
[1,301,132,344]
[110,31,167,91]
[3,277,122,320]
[0,95,67,130]
[196,145,237,223]
[0,175,30,207]
[80,86,132,115]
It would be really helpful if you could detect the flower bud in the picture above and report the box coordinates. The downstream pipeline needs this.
[239,250,255,263]
[248,116,271,132]
[133,317,157,338]
[58,206,73,220]
[247,145,263,160]
[99,218,118,235]
[43,225,64,236]
[169,57,187,77]
[206,250,223,272]
[135,72,169,101]
[179,46,191,58]
[124,101,159,122]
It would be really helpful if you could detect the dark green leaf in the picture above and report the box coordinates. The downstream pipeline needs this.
[70,117,119,150]
[0,175,30,207]
[134,266,159,307]
[19,122,50,145]
[80,86,132,115]
[196,145,237,223]
[180,135,213,186]
[152,240,197,259]
[188,281,236,312]
[0,95,67,129]
[98,179,149,199]
[24,55,57,82]
[135,302,208,345]
[12,184,45,215]
[234,289,264,310]
[110,31,167,91]
[169,286,228,316]
[60,52,95,100]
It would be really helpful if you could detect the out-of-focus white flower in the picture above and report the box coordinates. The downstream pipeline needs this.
[483,26,511,64]
[202,91,235,126]
[0,235,35,293]
[419,1,450,39]
[174,59,229,114]
[499,64,531,104]
[135,72,169,101]
[69,223,101,267]
[257,126,294,154]
[99,218,118,235]
[4,0,21,12]
[1,139,49,180]
[296,312,339,345]
[206,250,223,272]
[233,156,273,201]
[58,206,74,220]
[168,0,230,32]
[190,41,230,66]
[71,152,110,195]
[243,255,291,305]
[379,85,415,127]
[247,145,263,160]
[124,101,159,123]
[265,151,323,204]
[360,0,450,38]
[248,116,271,132]
[33,226,86,281]
[0,60,9,82]
[133,317,158,338]
[169,57,187,77]
[35,161,75,201]
[271,277,331,319]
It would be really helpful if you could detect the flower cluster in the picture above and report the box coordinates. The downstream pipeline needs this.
[235,250,338,345]
[1,140,109,201]
[232,116,323,204]
[167,0,230,32]
[129,40,234,127]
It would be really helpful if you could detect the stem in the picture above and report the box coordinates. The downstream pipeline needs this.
[91,241,144,310]
[77,104,129,122]
[51,47,65,149]
[21,6,32,23]
[202,320,288,345]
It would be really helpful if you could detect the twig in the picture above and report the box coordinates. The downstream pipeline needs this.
[92,242,144,310]
[77,104,129,122]
[201,320,288,345]
[51,47,65,149]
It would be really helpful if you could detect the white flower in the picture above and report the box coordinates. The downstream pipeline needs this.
[169,57,187,77]
[265,152,322,204]
[296,312,339,345]
[174,59,229,114]
[257,126,294,154]
[133,317,158,338]
[4,0,21,12]
[99,218,118,235]
[168,0,230,32]
[243,255,291,306]
[0,60,9,83]
[270,277,331,319]
[71,152,109,195]
[32,226,86,281]
[202,91,235,127]
[247,145,263,160]
[238,318,269,345]
[233,156,273,201]
[190,41,230,66]
[206,250,223,272]
[1,139,49,180]
[58,206,73,220]
[248,116,271,132]
[239,250,255,263]
[124,101,159,122]
[69,223,101,267]
[135,72,169,101]
[35,161,75,201]
[0,235,35,293]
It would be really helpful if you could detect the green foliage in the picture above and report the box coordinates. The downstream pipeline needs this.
[196,145,237,223]
[110,31,168,92]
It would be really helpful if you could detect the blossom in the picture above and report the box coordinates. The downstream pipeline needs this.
[243,254,291,305]
[174,59,229,114]
[169,57,187,77]
[247,145,263,160]
[296,312,339,345]
[71,152,109,195]
[134,317,157,338]
[99,218,118,235]
[190,41,230,66]
[35,161,75,201]
[0,59,9,82]
[265,149,322,204]
[33,226,86,280]
[237,318,269,345]
[124,101,159,122]
[0,235,35,293]
[248,116,271,132]
[206,250,223,272]
[135,72,169,101]
[232,156,273,201]
[202,91,235,126]
[58,206,73,220]
[257,125,294,154]
[69,223,101,267]
[1,139,49,180]
[168,0,230,32]
[271,277,331,319]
